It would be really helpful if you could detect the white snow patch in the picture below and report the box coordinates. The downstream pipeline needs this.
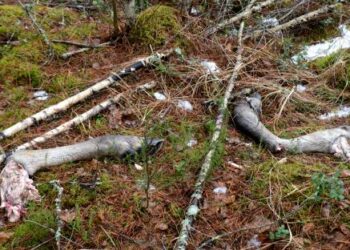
[153,92,166,101]
[134,163,143,171]
[247,235,261,249]
[177,100,193,112]
[33,90,49,101]
[200,60,220,74]
[292,25,350,63]
[186,138,198,147]
[190,7,200,16]
[296,84,307,93]
[319,106,350,120]
[261,17,279,28]
[187,205,199,216]
[213,186,227,194]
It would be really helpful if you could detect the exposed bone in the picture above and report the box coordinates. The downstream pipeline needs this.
[0,50,172,141]
[0,135,163,222]
[0,81,156,164]
[175,22,245,250]
[232,93,350,160]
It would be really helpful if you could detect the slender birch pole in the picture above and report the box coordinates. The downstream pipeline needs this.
[247,4,338,39]
[0,50,172,141]
[175,22,245,250]
[0,81,156,164]
[205,0,275,36]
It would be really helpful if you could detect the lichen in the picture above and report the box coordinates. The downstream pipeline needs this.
[130,5,181,46]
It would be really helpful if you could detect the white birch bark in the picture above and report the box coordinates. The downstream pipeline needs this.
[205,0,274,36]
[0,50,172,141]
[0,81,156,164]
[247,4,338,39]
[175,22,245,250]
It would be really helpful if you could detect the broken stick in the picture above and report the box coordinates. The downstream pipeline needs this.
[0,50,172,141]
[204,0,276,36]
[0,81,156,164]
[246,4,338,39]
[175,22,245,250]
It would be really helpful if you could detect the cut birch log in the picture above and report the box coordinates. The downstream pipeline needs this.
[204,0,275,36]
[0,135,163,222]
[233,92,350,160]
[0,81,156,164]
[0,50,172,141]
[246,4,338,39]
[175,22,245,250]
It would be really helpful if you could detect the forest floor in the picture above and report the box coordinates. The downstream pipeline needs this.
[0,1,350,249]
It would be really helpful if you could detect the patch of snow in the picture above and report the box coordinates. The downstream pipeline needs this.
[33,90,49,101]
[190,6,200,16]
[177,100,193,112]
[247,235,261,249]
[153,92,166,101]
[292,25,350,63]
[319,106,350,120]
[200,60,220,74]
[213,186,227,194]
[134,163,143,171]
[261,17,279,28]
[296,84,307,93]
[187,205,199,216]
[187,138,198,147]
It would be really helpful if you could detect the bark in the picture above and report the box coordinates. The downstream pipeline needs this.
[0,50,172,141]
[232,92,350,160]
[175,22,245,250]
[0,81,156,164]
[0,135,163,222]
[205,0,274,36]
[110,0,120,37]
[246,4,338,39]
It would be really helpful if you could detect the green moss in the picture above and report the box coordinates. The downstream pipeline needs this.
[48,74,83,93]
[64,181,96,207]
[36,6,79,29]
[0,55,42,87]
[58,23,97,40]
[131,5,181,46]
[310,51,342,70]
[0,5,25,39]
[10,203,55,248]
[99,172,113,191]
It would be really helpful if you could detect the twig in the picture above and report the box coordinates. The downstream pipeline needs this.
[52,39,112,48]
[174,22,245,250]
[246,4,338,39]
[50,180,64,250]
[18,1,53,59]
[100,225,118,248]
[0,50,172,143]
[205,0,276,36]
[60,41,113,59]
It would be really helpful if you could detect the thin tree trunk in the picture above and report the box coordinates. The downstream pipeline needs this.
[0,50,172,141]
[175,22,245,250]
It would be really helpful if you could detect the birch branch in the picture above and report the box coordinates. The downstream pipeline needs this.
[0,81,156,164]
[0,50,172,141]
[246,4,338,39]
[174,22,245,250]
[204,0,275,36]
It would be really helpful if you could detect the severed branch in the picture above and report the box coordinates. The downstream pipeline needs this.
[0,135,164,222]
[174,22,245,250]
[233,92,350,160]
[0,81,156,164]
[50,180,63,250]
[204,0,276,36]
[0,50,172,141]
[246,3,338,39]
